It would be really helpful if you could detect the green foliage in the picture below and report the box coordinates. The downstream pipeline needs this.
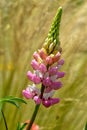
[0,96,26,108]
[84,123,87,130]
[0,96,26,130]
[16,122,27,130]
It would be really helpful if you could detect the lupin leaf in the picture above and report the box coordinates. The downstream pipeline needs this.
[20,123,27,130]
[0,96,27,108]
[0,97,27,130]
[16,122,21,130]
[16,122,27,130]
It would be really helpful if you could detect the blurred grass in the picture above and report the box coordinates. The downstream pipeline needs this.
[0,0,87,130]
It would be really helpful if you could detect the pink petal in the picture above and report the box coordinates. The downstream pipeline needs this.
[50,98,60,105]
[39,63,47,73]
[49,67,58,75]
[58,59,64,65]
[57,72,65,78]
[27,71,34,81]
[33,96,41,104]
[31,60,39,70]
[33,51,41,61]
[27,71,41,84]
[51,81,62,90]
[22,90,33,99]
[46,56,53,65]
[42,99,51,107]
[52,52,61,63]
[33,75,41,84]
[42,98,60,107]
[39,48,47,59]
[42,77,51,87]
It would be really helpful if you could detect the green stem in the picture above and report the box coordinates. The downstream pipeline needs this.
[26,104,40,130]
[1,109,8,130]
[26,85,45,130]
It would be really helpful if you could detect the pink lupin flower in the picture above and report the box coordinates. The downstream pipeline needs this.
[49,66,58,75]
[51,81,62,90]
[33,96,41,104]
[31,60,39,70]
[23,50,65,107]
[39,63,47,73]
[27,71,41,84]
[38,48,47,59]
[58,59,64,65]
[22,84,40,99]
[50,98,60,105]
[52,52,61,63]
[42,98,60,108]
[22,89,33,99]
[46,55,53,65]
[22,7,65,130]
[22,7,65,108]
[42,77,51,87]
[42,99,51,107]
[23,50,65,108]
[57,71,65,78]
[57,59,65,70]
[33,51,42,62]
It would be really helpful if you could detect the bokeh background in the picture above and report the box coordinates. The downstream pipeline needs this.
[0,0,87,130]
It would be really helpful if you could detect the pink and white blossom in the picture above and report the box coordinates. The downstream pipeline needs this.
[22,48,65,108]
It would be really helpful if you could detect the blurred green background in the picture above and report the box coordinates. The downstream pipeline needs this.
[0,0,87,130]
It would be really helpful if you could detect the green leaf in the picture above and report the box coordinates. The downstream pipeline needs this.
[0,96,26,130]
[16,122,27,130]
[16,122,21,130]
[84,123,87,130]
[0,96,27,108]
[20,123,27,130]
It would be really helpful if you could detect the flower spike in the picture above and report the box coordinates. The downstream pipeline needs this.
[22,7,65,108]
